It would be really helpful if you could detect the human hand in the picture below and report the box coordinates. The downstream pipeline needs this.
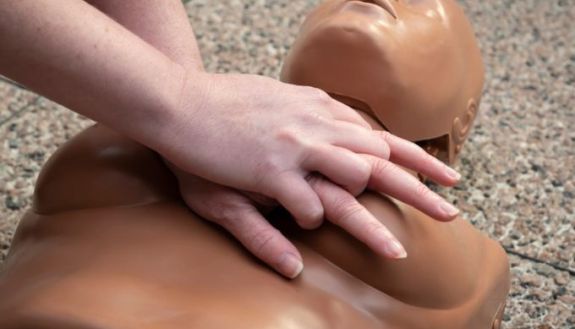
[169,167,408,279]
[158,72,460,231]
[166,96,460,279]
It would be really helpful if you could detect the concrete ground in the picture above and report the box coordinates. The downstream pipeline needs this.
[0,0,573,328]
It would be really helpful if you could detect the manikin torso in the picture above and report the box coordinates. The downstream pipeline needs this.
[0,1,509,328]
[0,124,508,329]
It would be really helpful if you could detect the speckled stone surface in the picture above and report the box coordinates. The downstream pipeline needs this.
[452,0,575,274]
[0,79,38,125]
[0,0,573,328]
[507,254,575,328]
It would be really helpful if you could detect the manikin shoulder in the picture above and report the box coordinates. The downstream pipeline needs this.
[32,125,179,214]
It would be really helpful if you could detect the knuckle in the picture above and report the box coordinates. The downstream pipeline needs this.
[205,198,249,229]
[372,159,392,177]
[379,130,392,143]
[331,199,364,226]
[380,141,391,159]
[356,159,372,181]
[208,205,236,227]
[276,126,311,150]
[275,126,300,144]
[306,86,330,102]
[300,211,324,229]
[245,192,277,208]
[345,173,369,196]
[414,182,431,199]
[253,158,286,193]
[315,91,332,105]
[364,220,386,239]
[248,228,279,257]
[419,156,436,171]
[300,111,326,127]
[305,173,324,189]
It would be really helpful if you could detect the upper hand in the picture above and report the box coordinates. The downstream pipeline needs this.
[159,72,460,231]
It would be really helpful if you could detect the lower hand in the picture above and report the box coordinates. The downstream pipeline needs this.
[170,168,407,279]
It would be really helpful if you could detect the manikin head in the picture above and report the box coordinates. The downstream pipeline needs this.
[281,0,484,164]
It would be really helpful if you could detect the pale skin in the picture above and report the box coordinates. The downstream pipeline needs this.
[0,0,461,278]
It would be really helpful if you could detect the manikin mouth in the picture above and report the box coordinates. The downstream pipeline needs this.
[357,0,398,18]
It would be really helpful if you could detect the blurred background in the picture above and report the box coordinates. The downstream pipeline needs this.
[0,1,573,327]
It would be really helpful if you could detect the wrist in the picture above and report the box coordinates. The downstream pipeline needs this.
[117,60,183,151]
[148,67,213,167]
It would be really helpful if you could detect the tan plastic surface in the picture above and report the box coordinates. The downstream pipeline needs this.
[281,0,485,163]
[0,125,509,329]
[0,1,509,327]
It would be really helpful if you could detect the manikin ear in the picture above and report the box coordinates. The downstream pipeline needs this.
[448,98,480,163]
[33,125,179,215]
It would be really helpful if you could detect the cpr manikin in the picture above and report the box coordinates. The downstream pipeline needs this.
[281,0,485,164]
[0,1,510,328]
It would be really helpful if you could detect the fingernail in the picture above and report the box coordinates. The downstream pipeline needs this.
[278,252,304,279]
[439,201,459,218]
[445,165,461,181]
[386,239,407,259]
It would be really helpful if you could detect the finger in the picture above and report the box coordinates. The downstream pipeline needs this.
[302,145,371,196]
[178,180,304,279]
[265,171,324,229]
[217,206,304,279]
[327,120,390,160]
[377,130,460,186]
[363,155,460,221]
[240,191,278,214]
[326,98,373,129]
[308,175,406,259]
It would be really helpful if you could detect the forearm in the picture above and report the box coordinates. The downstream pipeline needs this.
[0,0,187,151]
[86,0,204,72]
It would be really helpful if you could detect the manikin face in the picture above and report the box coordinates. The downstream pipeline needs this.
[281,0,484,163]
